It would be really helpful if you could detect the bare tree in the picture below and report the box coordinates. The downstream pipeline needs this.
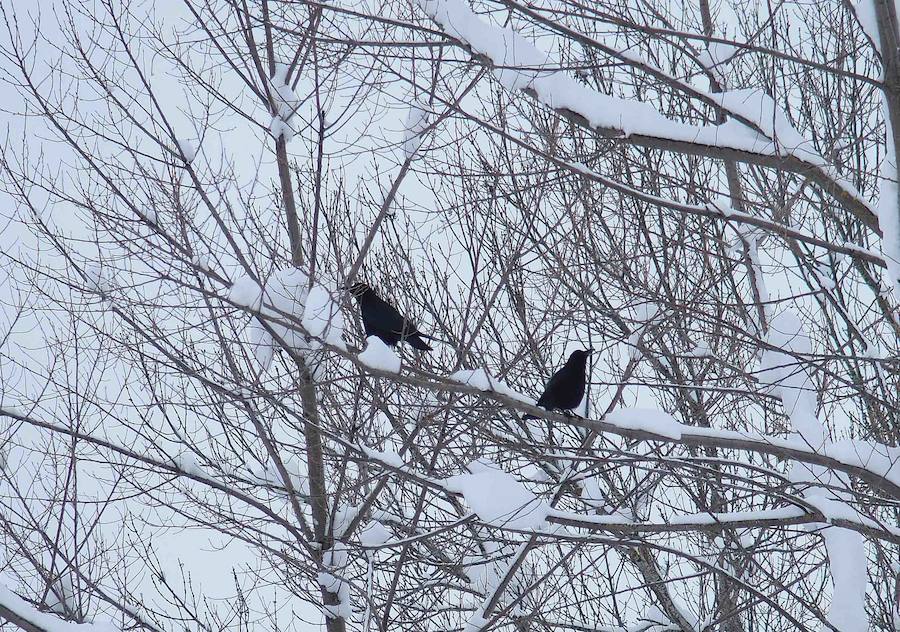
[0,0,897,631]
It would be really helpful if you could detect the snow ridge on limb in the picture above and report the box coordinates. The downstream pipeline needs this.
[444,460,548,530]
[877,87,900,308]
[0,582,118,632]
[848,0,883,54]
[449,367,531,403]
[413,0,880,231]
[469,111,887,267]
[402,99,432,158]
[269,63,302,141]
[5,388,900,545]
[358,336,402,373]
[228,269,347,370]
[758,310,868,631]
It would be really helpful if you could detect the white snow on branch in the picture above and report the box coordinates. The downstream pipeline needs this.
[710,194,737,218]
[269,64,302,142]
[757,310,819,439]
[332,504,362,539]
[605,408,683,440]
[319,543,352,620]
[246,458,311,495]
[714,89,814,158]
[83,264,114,295]
[172,451,203,476]
[233,269,346,369]
[360,444,405,469]
[190,252,213,273]
[415,0,871,216]
[877,93,900,308]
[746,239,770,323]
[757,309,868,631]
[358,336,401,373]
[0,582,118,632]
[359,520,391,554]
[450,368,531,403]
[176,138,197,163]
[697,40,738,85]
[625,302,660,360]
[417,0,553,91]
[247,323,275,369]
[849,0,882,53]
[403,99,432,158]
[228,275,264,310]
[594,408,900,493]
[818,525,868,631]
[463,612,490,632]
[633,605,676,632]
[45,559,75,618]
[303,285,348,351]
[548,505,808,529]
[444,462,547,530]
[415,0,754,145]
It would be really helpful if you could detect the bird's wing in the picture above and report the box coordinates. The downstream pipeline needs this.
[536,366,567,407]
[370,296,421,335]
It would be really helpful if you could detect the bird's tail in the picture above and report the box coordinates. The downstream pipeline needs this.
[522,414,539,421]
[415,332,451,345]
[407,334,433,352]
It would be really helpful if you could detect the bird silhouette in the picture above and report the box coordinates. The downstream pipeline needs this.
[525,349,592,419]
[347,282,433,351]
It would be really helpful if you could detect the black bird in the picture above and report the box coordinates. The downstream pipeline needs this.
[347,282,433,351]
[525,349,592,419]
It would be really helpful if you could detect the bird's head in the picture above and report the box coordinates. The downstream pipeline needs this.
[568,348,594,363]
[346,282,373,299]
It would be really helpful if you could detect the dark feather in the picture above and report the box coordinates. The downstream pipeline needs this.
[525,349,592,419]
[349,283,433,351]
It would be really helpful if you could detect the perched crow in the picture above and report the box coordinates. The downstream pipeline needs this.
[347,282,433,351]
[525,349,592,419]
